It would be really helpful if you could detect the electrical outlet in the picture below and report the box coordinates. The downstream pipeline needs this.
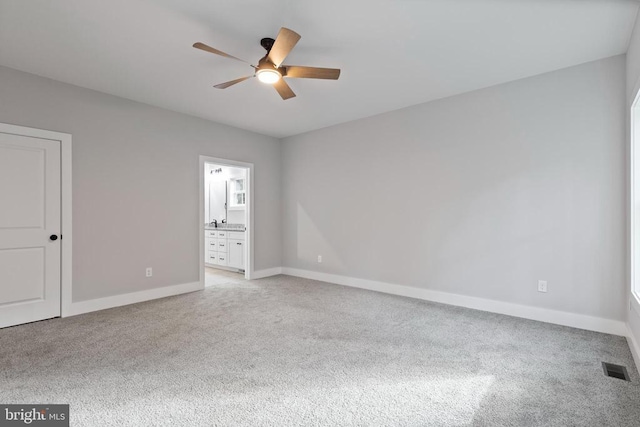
[317,255,322,263]
[538,280,547,293]
[146,267,153,277]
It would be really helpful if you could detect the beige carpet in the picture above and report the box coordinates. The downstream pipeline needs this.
[1,274,639,426]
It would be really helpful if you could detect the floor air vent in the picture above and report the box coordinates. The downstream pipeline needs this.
[602,362,630,381]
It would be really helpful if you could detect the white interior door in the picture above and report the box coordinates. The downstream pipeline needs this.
[0,131,61,328]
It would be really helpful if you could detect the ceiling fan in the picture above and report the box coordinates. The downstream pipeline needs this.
[193,27,340,100]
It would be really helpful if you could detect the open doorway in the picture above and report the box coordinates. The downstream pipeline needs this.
[199,156,253,288]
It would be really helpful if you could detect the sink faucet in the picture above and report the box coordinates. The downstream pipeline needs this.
[211,219,217,228]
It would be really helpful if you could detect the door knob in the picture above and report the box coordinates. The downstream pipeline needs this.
[49,235,58,241]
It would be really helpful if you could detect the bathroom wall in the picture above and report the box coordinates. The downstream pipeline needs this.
[204,163,246,225]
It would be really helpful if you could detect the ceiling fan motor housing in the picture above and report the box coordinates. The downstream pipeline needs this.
[260,37,275,52]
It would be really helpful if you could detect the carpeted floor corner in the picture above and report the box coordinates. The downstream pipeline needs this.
[1,274,639,426]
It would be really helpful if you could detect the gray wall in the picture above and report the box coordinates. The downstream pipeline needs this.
[282,55,626,321]
[628,13,640,104]
[0,65,282,302]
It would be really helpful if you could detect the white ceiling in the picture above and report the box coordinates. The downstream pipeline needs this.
[0,0,638,138]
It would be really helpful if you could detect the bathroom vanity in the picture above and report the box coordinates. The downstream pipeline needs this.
[204,226,245,271]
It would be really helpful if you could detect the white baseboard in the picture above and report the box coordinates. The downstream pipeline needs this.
[627,298,640,369]
[252,267,283,279]
[281,267,627,336]
[627,324,640,370]
[66,281,203,317]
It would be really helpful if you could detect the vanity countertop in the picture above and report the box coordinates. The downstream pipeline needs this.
[204,224,245,231]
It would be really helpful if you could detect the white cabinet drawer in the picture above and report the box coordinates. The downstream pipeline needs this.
[217,230,227,238]
[217,240,227,252]
[217,252,228,266]
[227,231,245,241]
[206,230,217,238]
[207,252,217,264]
[208,239,218,251]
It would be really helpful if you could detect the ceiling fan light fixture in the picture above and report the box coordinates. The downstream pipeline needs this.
[256,68,281,84]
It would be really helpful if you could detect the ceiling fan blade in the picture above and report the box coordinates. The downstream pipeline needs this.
[214,76,253,89]
[273,78,296,100]
[193,42,251,66]
[284,66,340,80]
[267,28,301,68]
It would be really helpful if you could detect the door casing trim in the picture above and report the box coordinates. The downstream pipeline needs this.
[199,155,254,285]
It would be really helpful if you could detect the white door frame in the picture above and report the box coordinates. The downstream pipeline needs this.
[199,155,254,285]
[0,123,72,318]
[630,82,640,308]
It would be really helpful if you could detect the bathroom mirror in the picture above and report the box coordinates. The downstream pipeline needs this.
[209,180,227,223]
